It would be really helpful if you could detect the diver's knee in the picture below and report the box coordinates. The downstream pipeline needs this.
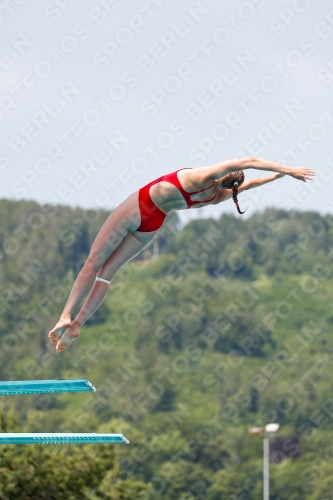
[86,252,107,272]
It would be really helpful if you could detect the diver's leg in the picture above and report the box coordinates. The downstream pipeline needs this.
[48,193,141,346]
[55,231,156,352]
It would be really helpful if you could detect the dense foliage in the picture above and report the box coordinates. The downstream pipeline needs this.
[0,199,333,499]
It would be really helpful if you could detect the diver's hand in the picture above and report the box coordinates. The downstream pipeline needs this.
[288,167,315,182]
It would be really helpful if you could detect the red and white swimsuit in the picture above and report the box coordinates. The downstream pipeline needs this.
[137,168,216,232]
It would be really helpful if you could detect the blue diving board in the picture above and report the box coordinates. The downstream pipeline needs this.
[0,433,129,444]
[0,379,97,395]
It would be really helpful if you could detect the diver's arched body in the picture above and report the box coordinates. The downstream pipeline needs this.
[48,157,315,352]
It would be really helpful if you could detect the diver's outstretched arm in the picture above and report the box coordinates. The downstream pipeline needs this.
[202,157,315,182]
[238,172,285,192]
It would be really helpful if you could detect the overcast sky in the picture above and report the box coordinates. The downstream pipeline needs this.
[1,0,333,223]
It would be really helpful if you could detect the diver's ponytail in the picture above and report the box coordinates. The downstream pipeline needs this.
[232,181,246,215]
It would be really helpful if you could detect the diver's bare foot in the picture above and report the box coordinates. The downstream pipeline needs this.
[56,322,80,353]
[48,315,72,346]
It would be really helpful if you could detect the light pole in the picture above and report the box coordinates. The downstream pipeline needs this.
[249,423,280,500]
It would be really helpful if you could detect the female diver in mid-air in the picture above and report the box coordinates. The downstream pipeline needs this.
[48,157,315,352]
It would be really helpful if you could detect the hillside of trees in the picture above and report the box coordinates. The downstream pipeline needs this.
[0,199,333,499]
